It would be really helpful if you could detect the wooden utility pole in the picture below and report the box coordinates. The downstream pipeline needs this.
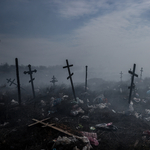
[15,58,21,106]
[85,66,88,92]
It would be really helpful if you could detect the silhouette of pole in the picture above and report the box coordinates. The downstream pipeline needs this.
[85,66,88,92]
[24,64,37,99]
[128,64,138,104]
[63,59,76,101]
[120,71,123,82]
[50,75,58,86]
[140,67,143,80]
[15,58,21,106]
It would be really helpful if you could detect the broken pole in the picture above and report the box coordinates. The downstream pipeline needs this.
[128,64,138,104]
[15,58,21,106]
[24,64,37,99]
[140,67,143,80]
[50,75,58,86]
[120,71,123,82]
[63,59,77,101]
[85,66,88,92]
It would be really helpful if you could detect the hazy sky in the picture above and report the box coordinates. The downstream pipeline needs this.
[0,0,150,80]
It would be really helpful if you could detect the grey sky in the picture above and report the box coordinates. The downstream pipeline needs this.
[0,0,150,80]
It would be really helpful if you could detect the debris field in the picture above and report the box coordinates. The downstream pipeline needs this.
[1,80,150,150]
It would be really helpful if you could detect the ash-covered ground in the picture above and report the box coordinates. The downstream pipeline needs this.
[1,78,150,150]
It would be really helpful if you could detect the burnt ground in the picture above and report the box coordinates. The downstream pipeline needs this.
[1,84,150,150]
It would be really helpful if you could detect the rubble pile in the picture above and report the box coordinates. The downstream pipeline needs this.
[1,80,150,150]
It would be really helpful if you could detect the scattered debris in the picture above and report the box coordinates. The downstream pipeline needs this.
[90,126,95,130]
[133,97,140,103]
[134,112,142,119]
[112,109,116,113]
[70,106,84,116]
[41,100,46,106]
[76,124,83,129]
[95,122,118,131]
[11,99,18,105]
[53,136,77,145]
[144,117,150,122]
[0,122,9,127]
[93,94,107,104]
[145,109,150,115]
[128,101,134,112]
[2,74,150,150]
[87,103,108,109]
[81,131,99,146]
[73,146,80,150]
[81,115,89,119]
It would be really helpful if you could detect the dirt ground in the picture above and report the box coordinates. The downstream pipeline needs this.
[1,84,150,150]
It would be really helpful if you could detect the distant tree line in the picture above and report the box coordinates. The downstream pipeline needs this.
[0,63,64,73]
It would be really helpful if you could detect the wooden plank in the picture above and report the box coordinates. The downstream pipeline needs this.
[63,64,73,68]
[28,117,50,127]
[32,118,81,139]
[42,123,55,127]
[128,70,138,77]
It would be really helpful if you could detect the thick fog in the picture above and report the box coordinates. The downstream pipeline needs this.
[0,63,147,91]
[1,0,150,80]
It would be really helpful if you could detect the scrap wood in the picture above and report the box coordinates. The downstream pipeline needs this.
[42,123,55,128]
[30,118,81,139]
[28,117,51,127]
